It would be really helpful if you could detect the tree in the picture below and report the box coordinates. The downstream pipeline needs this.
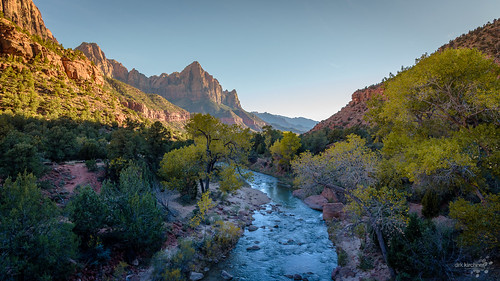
[0,172,78,280]
[144,121,173,169]
[449,194,500,252]
[67,185,108,246]
[292,135,404,278]
[368,48,500,202]
[167,113,252,193]
[158,145,201,200]
[269,131,301,172]
[102,165,164,251]
[0,130,44,178]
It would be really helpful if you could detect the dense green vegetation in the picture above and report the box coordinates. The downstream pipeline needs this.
[292,48,500,280]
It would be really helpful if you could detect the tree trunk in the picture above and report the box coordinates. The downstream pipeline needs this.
[372,219,396,279]
[199,179,205,193]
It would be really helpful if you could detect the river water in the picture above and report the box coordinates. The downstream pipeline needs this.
[207,172,337,281]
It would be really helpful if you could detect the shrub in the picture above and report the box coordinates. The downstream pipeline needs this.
[202,221,241,259]
[388,214,460,279]
[337,247,348,267]
[0,173,78,280]
[151,239,196,280]
[85,159,98,172]
[358,254,374,271]
[422,189,440,218]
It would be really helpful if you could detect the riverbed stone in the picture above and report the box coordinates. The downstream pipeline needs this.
[248,225,258,231]
[246,245,261,251]
[221,270,234,280]
[189,272,204,281]
[304,195,328,210]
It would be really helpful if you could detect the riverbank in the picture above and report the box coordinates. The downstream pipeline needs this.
[291,186,391,281]
[138,182,271,280]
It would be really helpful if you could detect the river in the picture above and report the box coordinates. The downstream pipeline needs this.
[207,172,337,280]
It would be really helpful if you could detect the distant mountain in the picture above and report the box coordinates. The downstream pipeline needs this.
[251,112,318,134]
[0,1,189,129]
[309,18,500,133]
[76,42,267,131]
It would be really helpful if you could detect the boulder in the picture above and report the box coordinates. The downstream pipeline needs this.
[321,187,338,203]
[304,195,328,211]
[189,272,204,281]
[323,203,345,220]
[292,189,308,199]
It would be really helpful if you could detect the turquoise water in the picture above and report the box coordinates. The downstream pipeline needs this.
[206,172,337,280]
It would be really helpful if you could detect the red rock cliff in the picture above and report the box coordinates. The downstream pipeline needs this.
[0,0,56,42]
[310,84,384,132]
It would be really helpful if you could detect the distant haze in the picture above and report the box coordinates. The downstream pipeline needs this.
[34,0,500,120]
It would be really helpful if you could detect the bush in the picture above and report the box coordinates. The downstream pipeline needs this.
[422,189,440,218]
[202,221,241,259]
[0,173,78,280]
[388,214,460,279]
[358,254,374,271]
[85,159,98,172]
[151,239,196,280]
[337,247,348,267]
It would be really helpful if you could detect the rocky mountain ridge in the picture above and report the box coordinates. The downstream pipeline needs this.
[309,18,500,133]
[0,1,189,128]
[76,42,266,131]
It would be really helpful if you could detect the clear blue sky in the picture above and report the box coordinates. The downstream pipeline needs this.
[34,0,500,121]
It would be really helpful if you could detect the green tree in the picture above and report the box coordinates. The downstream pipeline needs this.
[145,121,173,169]
[67,185,108,246]
[449,194,500,252]
[180,113,252,193]
[270,131,301,172]
[102,165,164,251]
[158,145,201,200]
[0,173,78,280]
[0,130,44,178]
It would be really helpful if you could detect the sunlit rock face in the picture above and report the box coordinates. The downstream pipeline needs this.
[76,42,267,131]
[0,0,56,42]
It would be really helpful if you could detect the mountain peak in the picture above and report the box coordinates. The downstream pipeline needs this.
[183,61,204,73]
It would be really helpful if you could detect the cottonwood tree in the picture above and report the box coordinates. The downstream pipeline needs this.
[270,131,301,172]
[292,135,407,278]
[368,48,500,202]
[160,114,252,195]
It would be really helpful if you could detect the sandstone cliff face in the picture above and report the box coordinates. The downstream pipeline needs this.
[121,100,190,123]
[0,17,103,86]
[76,42,266,131]
[0,0,56,42]
[310,85,383,132]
